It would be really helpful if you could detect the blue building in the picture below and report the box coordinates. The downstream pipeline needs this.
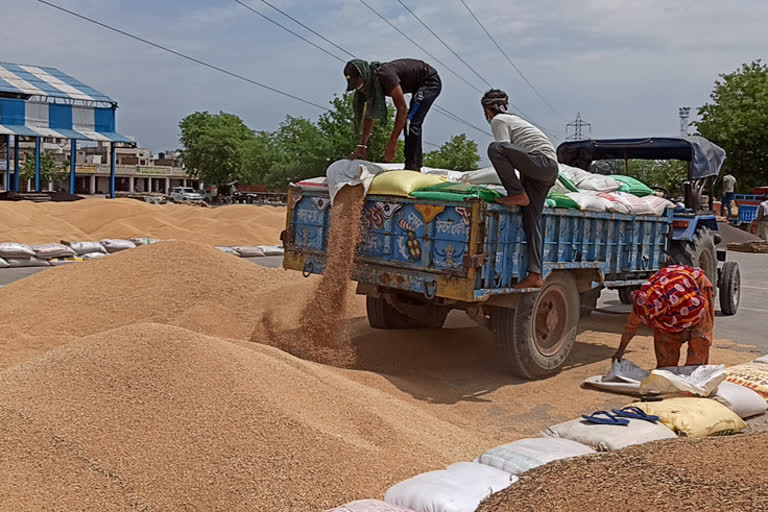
[0,61,134,197]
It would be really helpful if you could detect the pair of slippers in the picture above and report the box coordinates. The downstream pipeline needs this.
[581,406,660,426]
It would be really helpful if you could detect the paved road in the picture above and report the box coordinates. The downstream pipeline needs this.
[1,252,766,353]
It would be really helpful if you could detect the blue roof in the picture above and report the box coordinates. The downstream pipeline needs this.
[0,62,114,104]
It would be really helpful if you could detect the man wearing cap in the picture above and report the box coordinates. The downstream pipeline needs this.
[481,88,558,289]
[344,58,441,172]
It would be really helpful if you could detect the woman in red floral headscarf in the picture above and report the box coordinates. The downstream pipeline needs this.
[613,265,715,368]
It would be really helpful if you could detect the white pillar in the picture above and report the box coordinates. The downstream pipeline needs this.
[48,181,54,192]
[129,176,135,192]
[182,178,187,187]
[89,175,96,195]
[165,177,170,193]
[149,178,153,193]
[27,179,32,192]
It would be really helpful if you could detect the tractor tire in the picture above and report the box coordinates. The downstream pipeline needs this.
[667,227,718,297]
[490,273,579,380]
[365,296,448,330]
[618,287,635,305]
[718,261,740,316]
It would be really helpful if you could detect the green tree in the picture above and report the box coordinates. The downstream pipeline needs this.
[179,111,254,187]
[695,60,768,190]
[423,134,479,171]
[22,150,68,185]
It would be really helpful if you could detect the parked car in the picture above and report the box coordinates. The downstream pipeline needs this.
[170,187,204,202]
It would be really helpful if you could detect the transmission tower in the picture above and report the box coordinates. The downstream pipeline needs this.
[566,113,591,141]
[679,107,691,137]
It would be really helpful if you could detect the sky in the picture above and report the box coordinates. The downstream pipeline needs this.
[3,0,767,159]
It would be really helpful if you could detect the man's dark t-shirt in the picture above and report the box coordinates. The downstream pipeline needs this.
[378,59,437,95]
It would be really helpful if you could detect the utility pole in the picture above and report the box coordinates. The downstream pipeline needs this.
[679,107,691,137]
[566,113,591,141]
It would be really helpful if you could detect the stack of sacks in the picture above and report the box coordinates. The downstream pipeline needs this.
[384,462,515,512]
[0,242,50,268]
[475,437,595,476]
[66,241,108,260]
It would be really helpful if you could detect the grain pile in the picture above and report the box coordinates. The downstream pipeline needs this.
[0,323,485,511]
[262,185,365,366]
[0,198,284,245]
[478,434,768,512]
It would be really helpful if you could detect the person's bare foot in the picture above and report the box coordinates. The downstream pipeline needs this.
[496,193,530,208]
[514,273,543,289]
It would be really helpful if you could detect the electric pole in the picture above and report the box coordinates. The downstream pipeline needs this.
[566,113,591,141]
[679,107,691,137]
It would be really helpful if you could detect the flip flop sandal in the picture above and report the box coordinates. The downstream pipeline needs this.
[580,411,629,426]
[612,406,660,423]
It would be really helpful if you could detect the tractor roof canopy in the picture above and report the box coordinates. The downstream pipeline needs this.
[557,136,726,180]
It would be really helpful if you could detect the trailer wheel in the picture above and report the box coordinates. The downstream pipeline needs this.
[491,273,579,380]
[579,287,602,317]
[617,287,635,305]
[667,227,718,297]
[365,296,448,329]
[718,261,740,316]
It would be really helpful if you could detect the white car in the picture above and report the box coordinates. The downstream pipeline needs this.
[170,187,204,202]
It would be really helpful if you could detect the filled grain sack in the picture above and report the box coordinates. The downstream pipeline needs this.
[67,241,107,256]
[233,246,265,258]
[633,398,746,437]
[49,257,83,266]
[257,245,284,256]
[643,195,675,216]
[476,437,595,475]
[639,365,726,397]
[752,354,768,364]
[713,381,768,419]
[81,252,107,260]
[325,500,415,512]
[130,237,159,246]
[595,192,632,214]
[544,417,676,451]
[599,192,656,216]
[0,242,35,259]
[214,246,238,255]
[293,176,329,190]
[725,362,768,400]
[459,167,503,186]
[547,193,580,209]
[566,192,608,212]
[613,175,653,197]
[577,173,621,193]
[558,163,591,187]
[556,173,580,193]
[369,170,444,197]
[0,257,9,268]
[5,256,51,268]
[32,243,77,260]
[420,167,465,182]
[99,239,136,253]
[326,159,388,203]
[583,358,650,395]
[384,462,515,512]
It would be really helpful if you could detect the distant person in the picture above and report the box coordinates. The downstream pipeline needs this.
[721,173,736,218]
[613,265,714,368]
[755,195,768,240]
[344,58,441,172]
[482,89,558,289]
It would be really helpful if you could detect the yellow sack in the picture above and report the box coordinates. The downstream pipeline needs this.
[725,362,768,401]
[632,398,746,438]
[368,171,445,197]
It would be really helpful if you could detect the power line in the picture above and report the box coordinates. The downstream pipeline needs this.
[458,0,561,116]
[357,0,482,95]
[232,0,344,63]
[33,0,328,110]
[252,0,357,60]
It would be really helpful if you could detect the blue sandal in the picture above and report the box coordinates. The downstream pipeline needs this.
[581,411,629,426]
[612,406,660,423]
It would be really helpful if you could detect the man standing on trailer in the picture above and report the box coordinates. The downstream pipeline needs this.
[345,58,441,172]
[482,89,558,289]
[613,265,714,368]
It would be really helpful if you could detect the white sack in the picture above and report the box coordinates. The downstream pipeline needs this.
[215,246,238,255]
[99,239,136,253]
[420,167,465,182]
[257,245,284,256]
[32,243,77,260]
[596,192,632,214]
[601,192,656,216]
[325,500,415,512]
[643,195,675,216]
[544,417,677,451]
[558,163,592,187]
[81,252,107,260]
[476,437,595,475]
[639,365,727,397]
[0,242,35,259]
[384,462,515,512]
[713,381,768,419]
[578,174,621,193]
[566,192,608,212]
[5,256,51,268]
[326,159,387,204]
[234,246,265,258]
[292,176,329,190]
[68,241,107,255]
[459,167,503,185]
[0,257,8,268]
[754,354,768,364]
[130,237,159,246]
